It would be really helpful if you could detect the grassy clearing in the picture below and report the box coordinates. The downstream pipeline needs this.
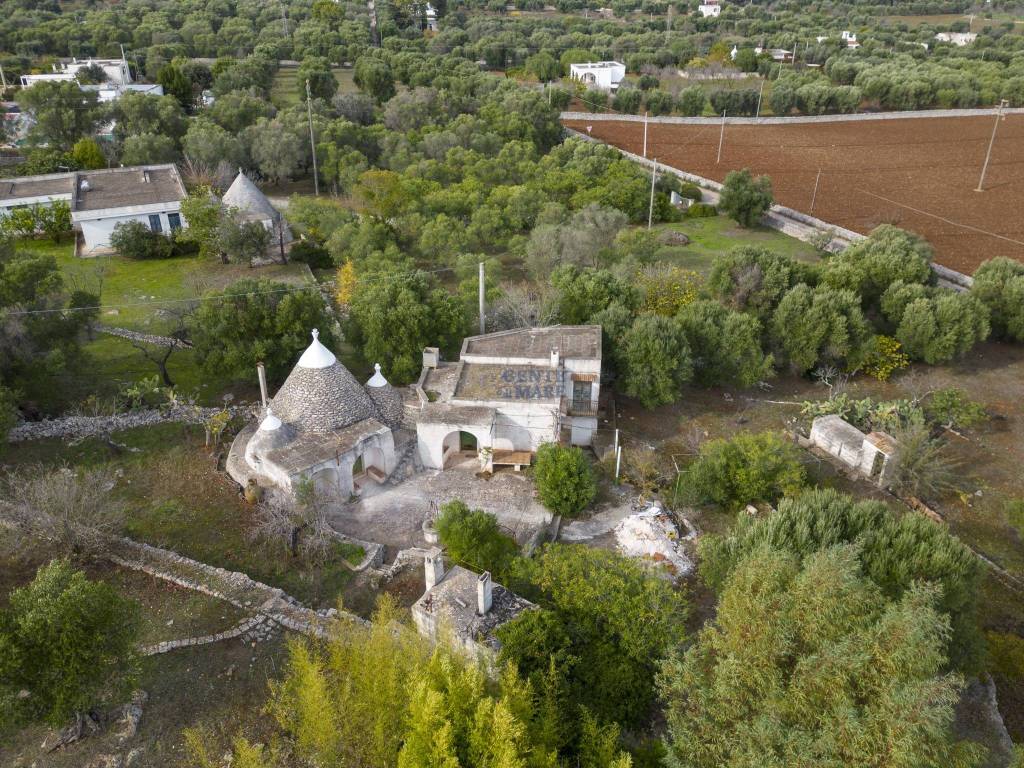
[270,66,357,109]
[15,238,314,411]
[651,214,821,275]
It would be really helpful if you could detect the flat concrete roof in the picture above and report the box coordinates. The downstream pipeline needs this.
[454,363,562,403]
[264,417,387,473]
[461,326,601,361]
[0,174,73,202]
[74,165,185,211]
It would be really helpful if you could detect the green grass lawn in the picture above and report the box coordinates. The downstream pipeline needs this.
[651,214,821,275]
[14,238,314,410]
[270,66,357,109]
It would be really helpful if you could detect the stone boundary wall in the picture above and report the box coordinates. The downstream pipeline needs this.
[97,326,193,349]
[105,534,369,640]
[139,615,266,656]
[6,405,251,443]
[560,106,1024,126]
[563,128,974,291]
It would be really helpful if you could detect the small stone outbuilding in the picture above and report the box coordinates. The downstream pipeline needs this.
[412,548,533,661]
[222,170,292,260]
[809,414,898,487]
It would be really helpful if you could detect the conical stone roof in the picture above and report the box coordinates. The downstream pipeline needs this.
[223,170,280,221]
[271,330,380,434]
[364,363,404,430]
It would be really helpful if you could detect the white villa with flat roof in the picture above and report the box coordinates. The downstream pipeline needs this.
[413,326,602,472]
[569,61,626,92]
[0,164,188,254]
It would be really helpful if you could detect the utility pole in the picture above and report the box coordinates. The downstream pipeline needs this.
[478,261,486,335]
[810,168,822,212]
[647,158,658,230]
[642,111,648,158]
[716,110,726,164]
[305,79,320,196]
[975,99,1008,193]
[755,79,765,119]
[281,6,289,36]
[0,66,7,97]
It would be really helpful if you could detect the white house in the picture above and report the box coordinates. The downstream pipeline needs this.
[935,32,977,46]
[424,2,439,31]
[0,164,188,254]
[569,61,626,92]
[841,30,860,48]
[698,0,721,17]
[413,326,602,472]
[20,57,132,88]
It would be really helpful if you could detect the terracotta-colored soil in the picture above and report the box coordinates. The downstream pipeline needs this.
[563,115,1024,275]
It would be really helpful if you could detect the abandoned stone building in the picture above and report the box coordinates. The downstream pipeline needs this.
[412,548,534,660]
[809,414,898,487]
[229,324,605,501]
[413,326,602,472]
[227,330,402,500]
[222,170,293,260]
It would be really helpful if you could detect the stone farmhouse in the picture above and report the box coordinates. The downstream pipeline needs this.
[229,325,604,501]
[414,326,602,472]
[228,330,404,501]
[0,164,187,255]
[412,548,534,660]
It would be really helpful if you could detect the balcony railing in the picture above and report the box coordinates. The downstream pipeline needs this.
[568,401,597,417]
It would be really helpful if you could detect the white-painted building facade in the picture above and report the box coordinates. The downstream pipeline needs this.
[20,57,132,88]
[0,165,188,254]
[413,326,602,472]
[698,0,721,18]
[569,61,626,92]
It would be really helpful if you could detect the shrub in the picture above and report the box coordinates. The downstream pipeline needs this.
[972,257,1024,342]
[533,443,597,518]
[685,202,716,218]
[435,500,519,581]
[110,220,175,259]
[0,560,140,724]
[697,486,983,670]
[682,431,806,510]
[718,168,773,227]
[288,239,333,269]
[678,182,702,201]
[859,335,909,382]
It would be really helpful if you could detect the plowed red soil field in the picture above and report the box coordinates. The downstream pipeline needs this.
[562,115,1024,275]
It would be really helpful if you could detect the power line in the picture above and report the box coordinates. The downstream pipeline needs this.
[1,263,463,317]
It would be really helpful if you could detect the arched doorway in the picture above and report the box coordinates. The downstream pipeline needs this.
[442,430,478,469]
[310,467,342,501]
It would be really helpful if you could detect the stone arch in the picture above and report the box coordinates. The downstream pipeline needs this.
[310,466,342,501]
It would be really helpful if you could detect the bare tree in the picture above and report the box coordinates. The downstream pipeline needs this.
[488,282,558,331]
[250,481,335,563]
[0,464,124,555]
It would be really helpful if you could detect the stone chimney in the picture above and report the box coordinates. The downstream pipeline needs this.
[477,571,493,615]
[423,347,440,369]
[425,548,445,592]
[550,347,560,369]
[256,362,268,409]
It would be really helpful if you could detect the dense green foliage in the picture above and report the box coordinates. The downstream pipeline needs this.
[698,487,983,670]
[347,269,467,384]
[682,431,807,511]
[717,169,773,228]
[501,543,688,730]
[971,257,1024,342]
[661,545,983,768]
[435,500,519,582]
[110,220,177,260]
[191,279,335,384]
[533,443,597,518]
[0,560,140,725]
